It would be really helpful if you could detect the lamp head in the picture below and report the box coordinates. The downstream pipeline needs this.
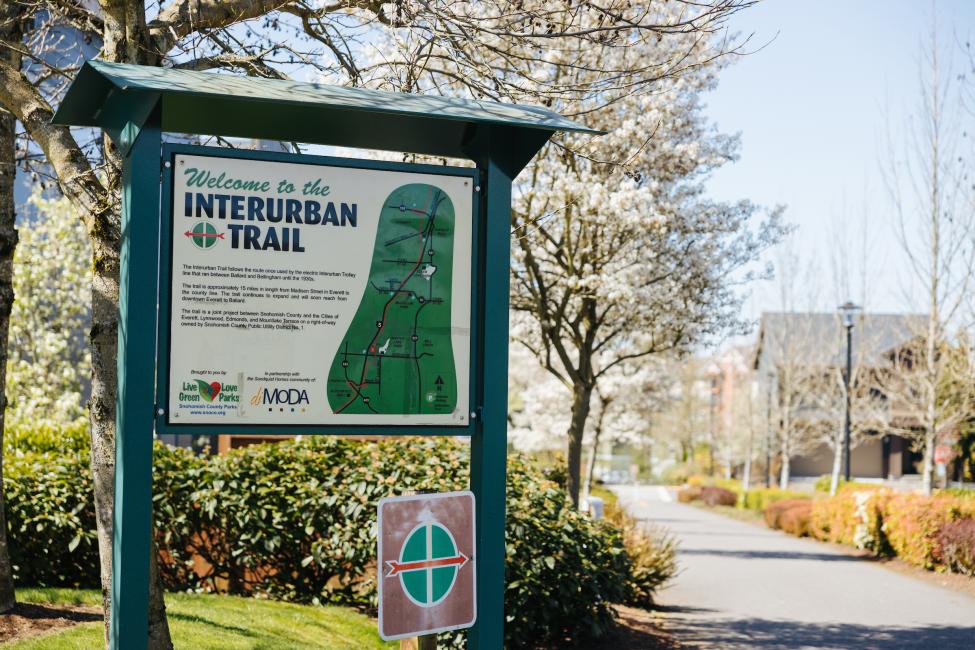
[838,301,861,328]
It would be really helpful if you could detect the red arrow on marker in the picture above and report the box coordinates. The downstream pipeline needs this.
[184,230,225,239]
[384,552,469,578]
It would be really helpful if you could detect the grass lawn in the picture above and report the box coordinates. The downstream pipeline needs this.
[10,588,395,649]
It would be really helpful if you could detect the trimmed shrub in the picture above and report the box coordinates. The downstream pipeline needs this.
[812,474,878,494]
[9,438,675,648]
[778,501,813,537]
[676,485,702,503]
[879,493,975,569]
[739,487,809,513]
[764,499,812,537]
[937,519,975,576]
[810,490,858,545]
[686,474,708,487]
[700,486,737,507]
[4,452,99,587]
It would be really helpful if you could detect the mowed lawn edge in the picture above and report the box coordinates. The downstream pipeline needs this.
[10,589,395,649]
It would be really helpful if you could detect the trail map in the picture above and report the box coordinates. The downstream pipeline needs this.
[326,183,458,415]
[167,152,471,427]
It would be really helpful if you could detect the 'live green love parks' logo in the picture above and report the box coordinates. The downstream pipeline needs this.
[177,378,240,405]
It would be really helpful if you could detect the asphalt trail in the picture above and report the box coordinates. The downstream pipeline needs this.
[613,485,975,650]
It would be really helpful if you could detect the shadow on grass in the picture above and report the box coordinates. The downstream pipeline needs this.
[8,603,101,623]
[168,611,255,637]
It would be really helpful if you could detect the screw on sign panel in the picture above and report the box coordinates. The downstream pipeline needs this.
[378,491,476,641]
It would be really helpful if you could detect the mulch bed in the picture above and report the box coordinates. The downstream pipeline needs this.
[0,602,102,644]
[607,605,682,649]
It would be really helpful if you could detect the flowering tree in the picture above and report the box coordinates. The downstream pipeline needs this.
[509,33,784,505]
[0,0,755,642]
[6,190,91,439]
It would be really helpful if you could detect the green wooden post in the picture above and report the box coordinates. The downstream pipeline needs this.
[469,152,512,650]
[110,106,162,650]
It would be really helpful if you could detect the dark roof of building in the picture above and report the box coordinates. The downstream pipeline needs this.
[753,312,928,371]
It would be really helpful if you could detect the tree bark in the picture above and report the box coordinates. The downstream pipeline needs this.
[779,434,791,490]
[828,433,842,496]
[566,383,593,508]
[582,396,609,507]
[0,4,23,613]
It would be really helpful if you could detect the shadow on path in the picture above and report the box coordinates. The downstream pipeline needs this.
[669,616,975,650]
[677,548,868,562]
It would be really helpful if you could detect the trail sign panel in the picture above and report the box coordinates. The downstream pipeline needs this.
[53,60,597,649]
[165,151,473,427]
[378,491,476,640]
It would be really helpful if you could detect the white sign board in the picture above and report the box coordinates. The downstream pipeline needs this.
[166,152,473,426]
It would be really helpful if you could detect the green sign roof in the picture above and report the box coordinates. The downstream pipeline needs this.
[53,60,600,173]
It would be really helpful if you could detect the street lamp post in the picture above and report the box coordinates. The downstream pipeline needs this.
[838,301,861,482]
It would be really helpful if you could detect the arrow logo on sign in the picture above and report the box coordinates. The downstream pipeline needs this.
[384,552,469,578]
[184,230,225,239]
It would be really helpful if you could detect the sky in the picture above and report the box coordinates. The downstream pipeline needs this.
[704,0,975,324]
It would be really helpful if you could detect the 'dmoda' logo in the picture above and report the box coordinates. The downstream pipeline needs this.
[184,222,224,250]
[195,379,222,402]
[250,386,310,412]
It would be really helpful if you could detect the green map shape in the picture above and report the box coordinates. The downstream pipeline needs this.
[400,523,458,606]
[327,183,458,416]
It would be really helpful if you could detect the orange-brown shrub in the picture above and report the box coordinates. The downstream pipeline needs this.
[810,491,857,544]
[809,484,884,546]
[880,493,975,569]
[677,485,703,503]
[937,518,975,576]
[764,499,812,537]
[699,486,737,507]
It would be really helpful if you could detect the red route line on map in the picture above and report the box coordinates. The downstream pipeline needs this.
[335,187,436,415]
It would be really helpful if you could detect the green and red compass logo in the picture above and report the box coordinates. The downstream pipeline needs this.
[384,521,468,607]
[185,222,224,250]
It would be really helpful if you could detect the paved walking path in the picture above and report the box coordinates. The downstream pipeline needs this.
[613,485,975,650]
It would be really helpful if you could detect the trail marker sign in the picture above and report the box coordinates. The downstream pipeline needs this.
[378,491,476,640]
[51,59,598,649]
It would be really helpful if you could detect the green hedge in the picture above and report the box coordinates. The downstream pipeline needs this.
[738,487,810,512]
[4,451,99,588]
[7,438,671,648]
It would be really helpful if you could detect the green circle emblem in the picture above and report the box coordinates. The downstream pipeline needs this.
[399,522,460,607]
[191,222,219,249]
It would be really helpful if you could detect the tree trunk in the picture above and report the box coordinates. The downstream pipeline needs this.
[0,6,23,614]
[88,197,121,646]
[922,430,935,496]
[582,399,608,508]
[566,383,593,508]
[779,436,791,489]
[828,433,843,496]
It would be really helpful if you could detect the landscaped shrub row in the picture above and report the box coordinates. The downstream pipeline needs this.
[938,519,975,576]
[763,486,975,574]
[676,485,737,506]
[5,438,676,648]
[763,499,812,537]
